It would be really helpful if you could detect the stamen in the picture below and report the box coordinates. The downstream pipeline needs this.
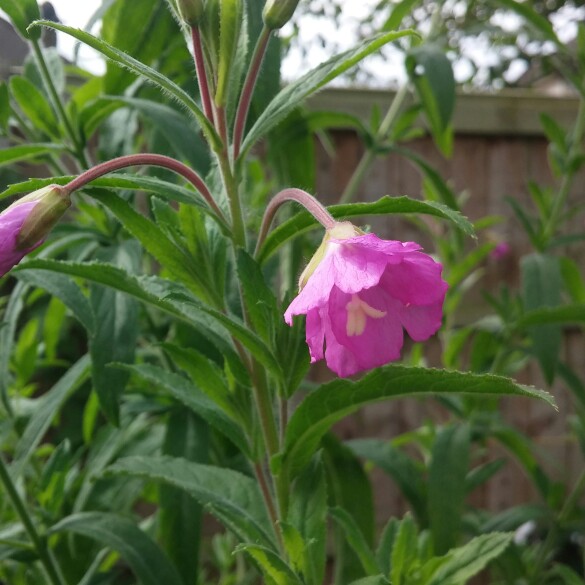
[346,294,386,336]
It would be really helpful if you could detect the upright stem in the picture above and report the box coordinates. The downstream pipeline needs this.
[255,188,336,256]
[233,26,272,160]
[0,455,66,585]
[339,83,410,204]
[190,26,214,123]
[31,39,88,169]
[543,98,585,243]
[63,153,227,225]
[218,153,247,247]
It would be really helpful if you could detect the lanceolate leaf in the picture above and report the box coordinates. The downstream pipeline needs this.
[49,512,184,585]
[107,456,275,547]
[425,532,512,585]
[14,260,249,381]
[258,196,474,264]
[0,0,40,39]
[12,355,91,479]
[280,366,554,476]
[0,144,64,168]
[241,30,418,156]
[516,304,585,328]
[28,20,221,150]
[122,363,249,453]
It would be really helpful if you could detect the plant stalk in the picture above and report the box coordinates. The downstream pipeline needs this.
[0,455,66,585]
[543,97,585,243]
[233,26,271,160]
[255,187,337,256]
[63,153,227,225]
[190,26,214,123]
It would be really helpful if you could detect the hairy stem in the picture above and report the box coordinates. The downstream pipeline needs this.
[190,26,214,123]
[255,188,336,256]
[233,26,271,160]
[0,455,66,585]
[63,153,226,224]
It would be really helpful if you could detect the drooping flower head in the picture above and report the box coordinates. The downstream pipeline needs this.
[0,185,70,277]
[284,222,448,377]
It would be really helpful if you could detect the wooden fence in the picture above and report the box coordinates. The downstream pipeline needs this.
[307,88,585,524]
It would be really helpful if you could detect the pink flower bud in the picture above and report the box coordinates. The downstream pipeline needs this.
[284,222,448,377]
[0,185,70,277]
[490,242,511,261]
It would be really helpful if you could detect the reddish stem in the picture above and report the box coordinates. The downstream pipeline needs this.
[233,26,271,160]
[63,153,226,223]
[255,188,336,256]
[191,26,214,123]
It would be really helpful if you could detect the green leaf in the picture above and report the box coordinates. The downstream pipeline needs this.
[348,439,427,526]
[376,518,399,578]
[105,96,211,171]
[0,0,40,39]
[258,195,474,264]
[493,0,559,44]
[405,45,455,156]
[107,455,275,547]
[521,253,562,384]
[12,355,91,478]
[549,564,585,585]
[29,20,221,150]
[14,269,95,333]
[560,258,585,303]
[0,81,9,132]
[49,512,184,585]
[9,76,59,137]
[122,363,248,453]
[383,0,421,31]
[216,0,242,106]
[241,30,418,156]
[348,577,389,585]
[281,366,554,476]
[330,507,379,575]
[516,304,585,328]
[390,514,418,585]
[93,190,213,301]
[425,532,512,585]
[159,410,208,585]
[89,243,139,425]
[0,144,64,168]
[288,454,327,585]
[428,424,470,554]
[323,434,375,583]
[236,248,278,343]
[235,544,302,585]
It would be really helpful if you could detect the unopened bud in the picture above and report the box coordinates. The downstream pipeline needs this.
[0,185,70,277]
[262,0,300,30]
[176,0,204,25]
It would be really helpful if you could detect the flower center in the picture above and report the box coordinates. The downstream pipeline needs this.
[345,294,387,336]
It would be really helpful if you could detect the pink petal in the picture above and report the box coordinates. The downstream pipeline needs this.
[305,308,325,362]
[399,300,444,341]
[325,286,403,377]
[380,253,447,306]
[0,201,41,277]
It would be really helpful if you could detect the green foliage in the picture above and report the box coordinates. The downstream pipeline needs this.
[0,2,582,584]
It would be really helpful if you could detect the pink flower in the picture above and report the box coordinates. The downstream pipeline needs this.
[490,241,511,260]
[0,201,43,277]
[284,222,448,377]
[0,185,70,277]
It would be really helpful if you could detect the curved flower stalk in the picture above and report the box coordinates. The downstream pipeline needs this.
[285,221,448,377]
[0,185,70,277]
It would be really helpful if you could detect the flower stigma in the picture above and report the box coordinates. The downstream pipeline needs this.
[346,294,387,336]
